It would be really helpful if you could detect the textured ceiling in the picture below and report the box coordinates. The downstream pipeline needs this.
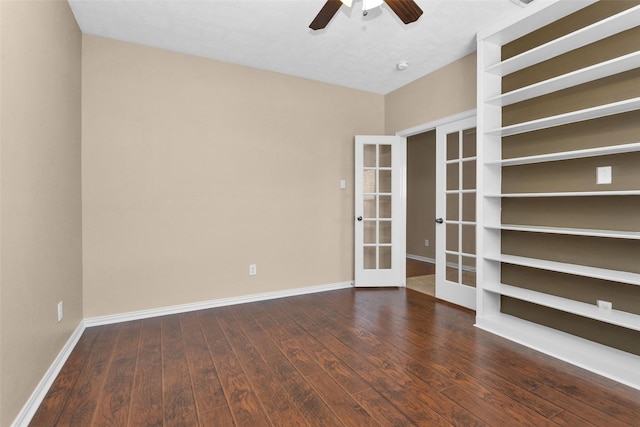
[68,0,526,94]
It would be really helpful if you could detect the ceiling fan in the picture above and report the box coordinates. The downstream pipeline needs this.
[310,0,423,30]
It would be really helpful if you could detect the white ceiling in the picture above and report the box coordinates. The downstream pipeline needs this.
[68,0,526,94]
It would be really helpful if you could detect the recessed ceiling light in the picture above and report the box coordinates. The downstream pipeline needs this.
[396,62,409,70]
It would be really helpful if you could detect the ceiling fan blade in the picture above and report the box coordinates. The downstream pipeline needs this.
[310,0,343,30]
[385,0,423,24]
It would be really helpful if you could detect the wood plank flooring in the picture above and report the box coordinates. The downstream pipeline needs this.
[406,258,435,277]
[30,288,640,426]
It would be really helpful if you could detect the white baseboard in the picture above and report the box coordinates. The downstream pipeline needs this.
[406,254,476,273]
[84,281,354,327]
[11,321,86,427]
[406,254,435,264]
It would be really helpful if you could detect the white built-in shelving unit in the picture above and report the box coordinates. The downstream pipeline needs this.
[476,0,640,389]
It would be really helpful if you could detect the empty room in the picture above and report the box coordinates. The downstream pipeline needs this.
[1,0,640,425]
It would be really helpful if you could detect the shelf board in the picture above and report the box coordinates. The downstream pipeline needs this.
[487,97,640,137]
[446,156,477,164]
[484,253,640,286]
[484,283,640,331]
[446,189,477,195]
[486,142,640,166]
[484,224,640,240]
[486,51,640,107]
[484,5,640,76]
[485,190,640,198]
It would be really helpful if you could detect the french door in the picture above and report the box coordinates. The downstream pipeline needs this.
[435,116,477,309]
[354,136,406,287]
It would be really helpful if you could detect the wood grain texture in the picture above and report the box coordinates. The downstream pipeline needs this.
[127,317,163,427]
[309,0,342,30]
[385,0,423,24]
[406,257,435,277]
[92,321,140,426]
[53,324,120,426]
[29,327,100,426]
[31,288,640,426]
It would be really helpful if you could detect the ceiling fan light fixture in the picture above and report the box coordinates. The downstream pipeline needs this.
[310,0,422,30]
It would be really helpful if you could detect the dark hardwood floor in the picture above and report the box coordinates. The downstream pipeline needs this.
[31,288,640,426]
[406,258,435,277]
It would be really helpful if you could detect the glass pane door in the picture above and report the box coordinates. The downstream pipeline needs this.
[445,128,477,288]
[363,144,393,270]
[355,136,405,287]
[435,116,477,309]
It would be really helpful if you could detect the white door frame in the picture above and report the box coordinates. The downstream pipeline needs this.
[396,109,476,139]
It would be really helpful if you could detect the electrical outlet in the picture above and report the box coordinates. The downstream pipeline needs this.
[597,300,612,310]
[249,264,257,276]
[57,301,63,322]
[424,239,430,247]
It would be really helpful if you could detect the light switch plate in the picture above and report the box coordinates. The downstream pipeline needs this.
[597,166,612,185]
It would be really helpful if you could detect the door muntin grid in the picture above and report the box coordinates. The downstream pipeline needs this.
[445,128,477,287]
[363,144,393,270]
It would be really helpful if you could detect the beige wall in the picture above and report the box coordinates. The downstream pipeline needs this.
[0,8,477,422]
[80,34,478,319]
[82,36,385,318]
[386,55,477,263]
[0,1,83,425]
[406,131,436,259]
[385,53,477,134]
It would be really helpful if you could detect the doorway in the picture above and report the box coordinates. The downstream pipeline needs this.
[406,130,437,296]
[397,110,477,309]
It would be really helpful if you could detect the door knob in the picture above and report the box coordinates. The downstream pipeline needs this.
[435,218,444,224]
[357,216,363,221]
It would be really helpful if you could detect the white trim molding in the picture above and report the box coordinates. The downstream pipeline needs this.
[406,254,436,264]
[406,254,476,273]
[11,321,87,427]
[396,109,477,138]
[84,281,354,327]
